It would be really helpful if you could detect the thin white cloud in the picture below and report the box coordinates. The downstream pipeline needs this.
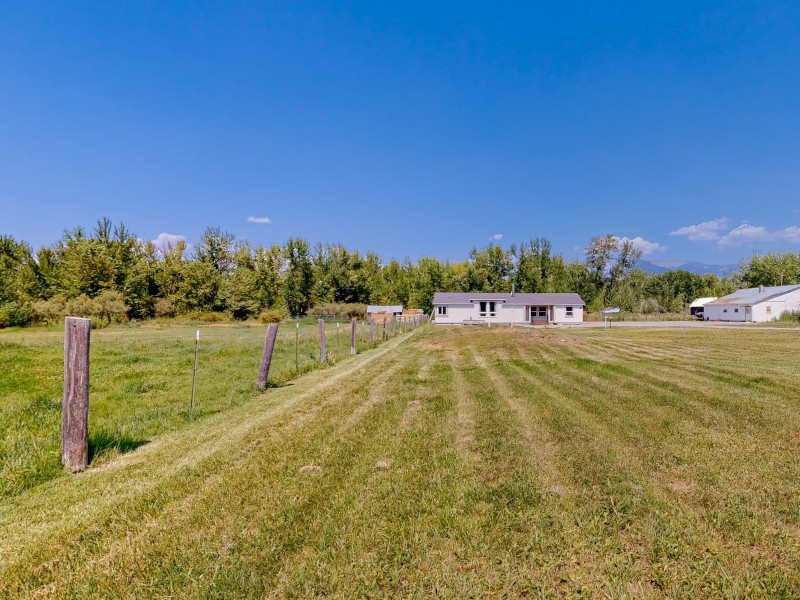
[247,216,271,224]
[616,236,666,255]
[489,233,503,241]
[718,224,800,247]
[669,218,728,241]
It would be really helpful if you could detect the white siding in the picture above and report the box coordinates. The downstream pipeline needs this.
[552,305,583,324]
[704,305,746,322]
[751,301,784,322]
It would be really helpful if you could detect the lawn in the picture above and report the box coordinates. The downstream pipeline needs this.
[0,317,409,497]
[2,324,800,598]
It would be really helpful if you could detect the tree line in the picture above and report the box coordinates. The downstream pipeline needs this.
[1,218,794,327]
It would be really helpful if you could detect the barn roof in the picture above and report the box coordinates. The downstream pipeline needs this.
[705,285,800,307]
[689,297,717,308]
[367,305,403,313]
[432,292,585,306]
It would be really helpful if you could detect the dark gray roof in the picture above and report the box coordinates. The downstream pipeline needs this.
[432,292,585,306]
[705,285,800,307]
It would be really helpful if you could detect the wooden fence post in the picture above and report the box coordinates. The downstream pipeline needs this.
[63,316,90,472]
[369,321,374,345]
[257,323,279,389]
[351,318,357,355]
[383,320,386,340]
[392,317,396,336]
[318,319,327,362]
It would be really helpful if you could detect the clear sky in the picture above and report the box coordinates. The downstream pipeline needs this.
[2,1,799,264]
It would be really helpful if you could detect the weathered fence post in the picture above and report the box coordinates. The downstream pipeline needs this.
[257,323,279,389]
[318,319,327,362]
[382,320,386,340]
[392,317,396,336]
[351,318,357,355]
[369,320,374,345]
[63,316,90,472]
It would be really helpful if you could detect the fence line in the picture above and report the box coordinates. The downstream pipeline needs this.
[49,313,428,474]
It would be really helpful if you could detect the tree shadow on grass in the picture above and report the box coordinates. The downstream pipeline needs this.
[89,431,149,464]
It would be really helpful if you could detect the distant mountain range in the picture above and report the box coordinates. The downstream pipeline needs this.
[638,260,739,277]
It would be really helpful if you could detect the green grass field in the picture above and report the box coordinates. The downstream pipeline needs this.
[0,318,407,497]
[2,324,800,598]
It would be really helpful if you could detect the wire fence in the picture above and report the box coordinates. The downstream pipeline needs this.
[0,315,428,496]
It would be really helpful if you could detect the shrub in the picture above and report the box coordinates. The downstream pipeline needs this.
[65,295,100,319]
[200,312,225,323]
[0,302,33,328]
[96,290,128,324]
[32,295,67,324]
[778,310,800,322]
[258,309,283,324]
[639,298,665,314]
[154,298,176,318]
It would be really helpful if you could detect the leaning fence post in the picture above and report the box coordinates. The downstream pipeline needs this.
[351,318,357,355]
[318,319,327,362]
[63,316,90,472]
[257,323,279,389]
[369,320,374,345]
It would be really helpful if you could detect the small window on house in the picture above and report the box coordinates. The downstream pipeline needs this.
[766,306,772,314]
[734,308,739,313]
[488,301,496,316]
[437,306,447,316]
[723,309,728,313]
[479,301,487,316]
[538,306,547,317]
[566,306,573,317]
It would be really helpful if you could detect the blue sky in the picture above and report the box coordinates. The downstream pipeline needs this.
[1,1,799,264]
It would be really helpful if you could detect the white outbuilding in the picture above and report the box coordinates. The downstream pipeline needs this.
[703,284,800,322]
[689,297,717,317]
[432,289,585,325]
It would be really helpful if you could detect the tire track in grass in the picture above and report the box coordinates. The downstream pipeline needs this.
[269,348,477,598]
[447,350,481,470]
[468,347,572,497]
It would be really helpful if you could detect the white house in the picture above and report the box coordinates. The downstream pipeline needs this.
[432,289,585,325]
[703,284,800,322]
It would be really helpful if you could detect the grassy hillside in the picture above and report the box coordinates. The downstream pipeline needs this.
[2,325,800,597]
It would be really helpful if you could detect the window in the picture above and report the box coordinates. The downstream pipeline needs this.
[530,306,547,319]
[734,308,739,313]
[766,306,772,314]
[723,309,728,313]
[479,301,496,317]
[566,306,573,317]
[437,306,447,316]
